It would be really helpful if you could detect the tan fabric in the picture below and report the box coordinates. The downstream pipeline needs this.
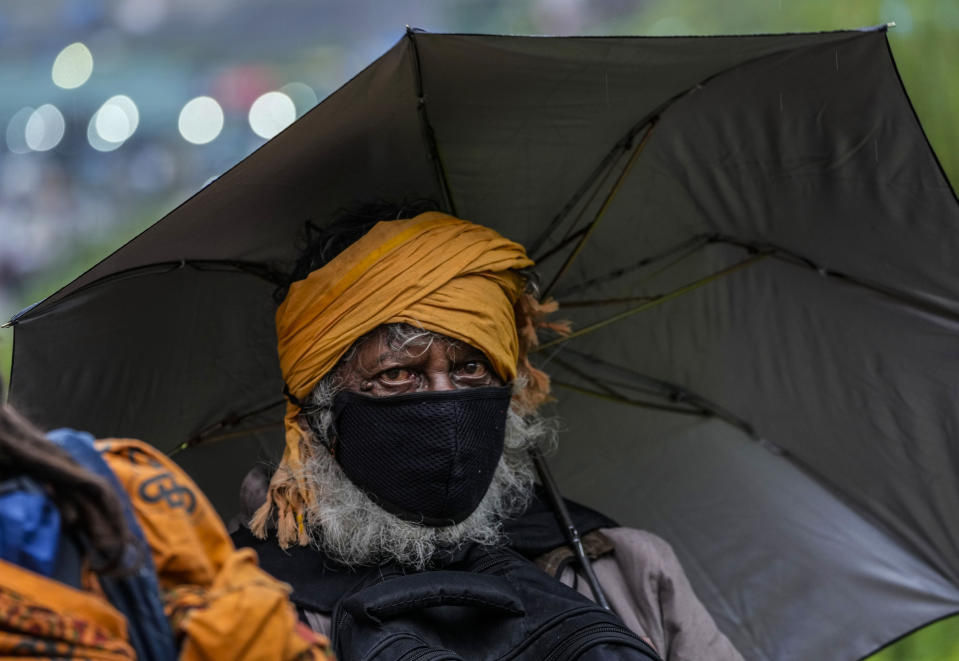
[560,527,744,661]
[534,529,616,577]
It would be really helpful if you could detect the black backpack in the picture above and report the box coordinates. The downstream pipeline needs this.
[330,544,662,661]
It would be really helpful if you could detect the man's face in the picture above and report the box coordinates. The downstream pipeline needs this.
[298,323,539,568]
[333,326,504,396]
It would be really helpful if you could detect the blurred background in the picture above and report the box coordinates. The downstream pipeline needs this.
[0,1,955,658]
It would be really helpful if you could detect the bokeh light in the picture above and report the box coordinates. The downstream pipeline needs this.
[87,112,123,152]
[5,107,34,154]
[178,96,224,145]
[94,95,140,143]
[95,104,129,143]
[25,104,66,151]
[51,42,94,89]
[279,82,318,117]
[248,91,296,139]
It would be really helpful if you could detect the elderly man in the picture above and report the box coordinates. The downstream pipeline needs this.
[233,205,742,660]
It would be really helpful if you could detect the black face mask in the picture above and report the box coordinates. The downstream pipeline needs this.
[331,386,512,527]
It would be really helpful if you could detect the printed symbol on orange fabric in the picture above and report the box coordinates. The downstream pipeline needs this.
[125,446,162,467]
[138,472,197,513]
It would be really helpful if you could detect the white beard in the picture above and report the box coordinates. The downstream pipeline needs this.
[299,400,550,570]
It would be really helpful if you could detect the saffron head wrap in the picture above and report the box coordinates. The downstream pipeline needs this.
[252,211,539,547]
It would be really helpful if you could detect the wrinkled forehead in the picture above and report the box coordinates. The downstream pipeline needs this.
[339,323,485,367]
[371,324,460,351]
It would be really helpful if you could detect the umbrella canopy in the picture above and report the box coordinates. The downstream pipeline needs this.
[9,26,959,660]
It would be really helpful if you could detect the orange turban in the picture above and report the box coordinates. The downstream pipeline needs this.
[251,212,535,547]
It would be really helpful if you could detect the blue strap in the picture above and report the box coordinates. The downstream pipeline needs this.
[0,477,63,577]
[47,428,177,661]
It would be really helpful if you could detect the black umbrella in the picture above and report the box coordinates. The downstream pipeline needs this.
[9,26,959,660]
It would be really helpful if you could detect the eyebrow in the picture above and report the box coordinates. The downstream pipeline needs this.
[374,346,431,364]
[376,350,405,364]
[370,343,488,366]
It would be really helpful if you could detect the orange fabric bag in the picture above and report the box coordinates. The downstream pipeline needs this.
[96,438,334,661]
[0,558,135,660]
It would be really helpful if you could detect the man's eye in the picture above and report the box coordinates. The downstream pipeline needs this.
[457,361,489,377]
[378,368,413,383]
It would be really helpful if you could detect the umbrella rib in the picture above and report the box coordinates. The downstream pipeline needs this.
[168,422,284,457]
[528,30,878,261]
[6,259,284,325]
[554,233,714,300]
[406,28,458,217]
[558,295,657,308]
[551,352,759,439]
[548,232,959,322]
[554,347,697,399]
[541,120,657,298]
[527,104,664,259]
[169,398,286,456]
[551,379,711,418]
[711,235,959,324]
[559,364,689,403]
[548,144,628,260]
[533,226,590,266]
[534,252,771,352]
[526,57,743,259]
[549,353,708,417]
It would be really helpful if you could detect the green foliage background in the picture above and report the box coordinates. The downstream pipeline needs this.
[1,1,956,658]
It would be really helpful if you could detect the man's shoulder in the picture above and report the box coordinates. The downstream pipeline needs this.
[601,526,676,551]
[600,526,683,573]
